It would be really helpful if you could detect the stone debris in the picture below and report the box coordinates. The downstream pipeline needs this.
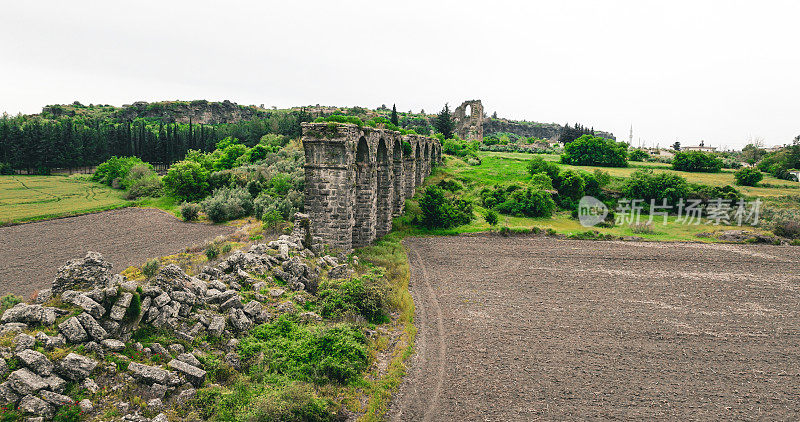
[57,353,97,381]
[0,234,352,420]
[51,251,113,294]
[15,350,54,377]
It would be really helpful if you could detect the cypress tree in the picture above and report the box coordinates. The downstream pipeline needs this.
[390,104,399,126]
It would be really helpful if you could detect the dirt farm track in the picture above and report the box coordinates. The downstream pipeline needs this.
[0,208,234,298]
[390,236,800,421]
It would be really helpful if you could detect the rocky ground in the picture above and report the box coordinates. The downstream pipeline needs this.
[0,221,354,421]
[389,235,800,421]
[0,208,234,298]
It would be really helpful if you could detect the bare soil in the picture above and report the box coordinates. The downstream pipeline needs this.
[0,208,234,298]
[389,235,800,421]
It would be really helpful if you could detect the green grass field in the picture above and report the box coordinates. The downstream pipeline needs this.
[0,175,129,225]
[418,151,799,242]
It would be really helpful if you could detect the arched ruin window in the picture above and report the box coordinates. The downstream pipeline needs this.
[377,138,388,164]
[356,137,369,163]
[464,104,472,118]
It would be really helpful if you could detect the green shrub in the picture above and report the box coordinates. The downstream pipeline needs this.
[689,184,742,204]
[201,187,254,223]
[93,156,151,187]
[238,315,369,384]
[495,188,556,217]
[124,292,142,321]
[484,209,499,226]
[526,156,560,178]
[123,175,162,199]
[0,294,22,314]
[555,170,586,207]
[529,173,554,190]
[672,151,723,172]
[418,186,474,229]
[52,403,81,422]
[179,202,201,221]
[622,170,690,207]
[317,272,390,323]
[734,167,764,186]
[254,192,299,220]
[205,243,221,260]
[560,135,628,167]
[437,179,463,192]
[593,169,612,187]
[142,260,159,278]
[163,160,211,202]
[214,142,249,171]
[628,149,650,161]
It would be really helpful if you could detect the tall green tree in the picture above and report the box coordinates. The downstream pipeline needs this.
[390,104,399,126]
[434,103,455,139]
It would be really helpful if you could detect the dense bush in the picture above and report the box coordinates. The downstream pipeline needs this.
[628,149,650,161]
[418,186,474,229]
[179,202,201,221]
[495,188,556,217]
[163,160,211,202]
[201,187,254,223]
[757,141,800,180]
[317,271,390,323]
[200,381,337,422]
[436,179,463,192]
[442,137,479,159]
[142,260,159,278]
[483,209,499,226]
[689,184,741,203]
[238,315,369,384]
[734,167,764,186]
[671,151,723,172]
[526,156,560,179]
[0,294,22,314]
[622,170,690,207]
[529,173,554,190]
[123,175,162,199]
[254,192,301,220]
[213,138,249,171]
[93,156,151,187]
[555,170,586,206]
[560,135,628,167]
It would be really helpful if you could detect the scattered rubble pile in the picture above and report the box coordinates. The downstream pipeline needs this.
[0,226,352,421]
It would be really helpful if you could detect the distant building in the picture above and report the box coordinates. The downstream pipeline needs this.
[788,170,800,182]
[683,145,717,153]
[765,145,787,153]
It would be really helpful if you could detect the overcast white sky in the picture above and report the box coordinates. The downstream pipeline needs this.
[2,0,798,149]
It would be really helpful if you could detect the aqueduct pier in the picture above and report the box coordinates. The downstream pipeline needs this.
[302,122,442,250]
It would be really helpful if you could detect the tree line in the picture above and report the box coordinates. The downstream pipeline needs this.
[0,110,311,174]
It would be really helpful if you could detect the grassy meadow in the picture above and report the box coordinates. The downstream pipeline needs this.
[405,151,800,242]
[0,174,129,225]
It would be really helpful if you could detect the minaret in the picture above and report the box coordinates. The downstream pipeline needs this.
[629,125,633,146]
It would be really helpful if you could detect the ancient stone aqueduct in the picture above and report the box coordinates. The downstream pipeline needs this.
[302,122,441,250]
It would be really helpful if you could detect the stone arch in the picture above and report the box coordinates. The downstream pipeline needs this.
[353,136,376,248]
[404,138,416,202]
[392,138,405,216]
[415,139,423,187]
[301,122,441,250]
[424,142,430,177]
[375,137,393,238]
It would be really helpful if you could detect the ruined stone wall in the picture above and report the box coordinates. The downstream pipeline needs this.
[453,100,484,142]
[302,123,441,250]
